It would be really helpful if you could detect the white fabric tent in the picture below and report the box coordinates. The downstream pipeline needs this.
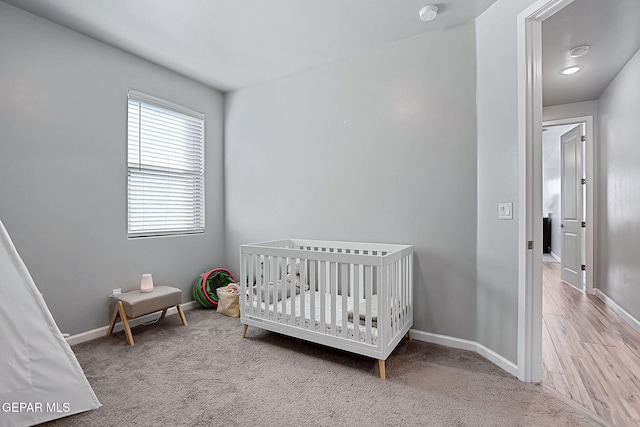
[0,219,100,427]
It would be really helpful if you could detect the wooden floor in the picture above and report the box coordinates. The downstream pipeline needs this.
[541,262,640,427]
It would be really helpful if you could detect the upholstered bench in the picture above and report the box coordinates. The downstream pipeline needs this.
[107,286,187,345]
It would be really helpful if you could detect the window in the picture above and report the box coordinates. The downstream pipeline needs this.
[127,90,205,237]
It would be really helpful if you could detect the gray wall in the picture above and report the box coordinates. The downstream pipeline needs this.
[597,48,640,321]
[0,3,225,334]
[476,0,640,366]
[225,24,479,339]
[475,0,537,363]
[543,101,598,123]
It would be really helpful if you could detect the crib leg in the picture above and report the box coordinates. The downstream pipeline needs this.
[406,330,412,341]
[241,324,248,338]
[378,360,386,381]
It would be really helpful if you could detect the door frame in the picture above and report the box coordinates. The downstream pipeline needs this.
[544,116,594,295]
[516,0,577,382]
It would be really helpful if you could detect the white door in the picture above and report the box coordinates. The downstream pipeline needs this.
[560,125,584,289]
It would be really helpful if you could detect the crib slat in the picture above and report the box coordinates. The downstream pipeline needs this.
[251,254,257,317]
[388,262,392,334]
[392,261,398,338]
[359,263,365,300]
[271,256,277,321]
[300,258,306,330]
[239,254,245,315]
[280,256,286,322]
[253,254,259,317]
[341,263,348,339]
[264,255,270,319]
[382,263,387,343]
[267,256,274,320]
[244,254,251,317]
[242,254,247,316]
[309,260,316,331]
[240,254,253,315]
[330,262,337,336]
[399,260,403,332]
[319,261,326,332]
[397,259,402,330]
[271,256,286,322]
[256,254,264,317]
[353,264,360,342]
[276,255,281,321]
[283,256,289,325]
[378,263,385,346]
[402,257,407,328]
[408,254,413,321]
[389,261,394,339]
[283,257,287,324]
[383,263,389,343]
[408,256,412,319]
[264,255,271,319]
[365,265,372,345]
[289,257,296,326]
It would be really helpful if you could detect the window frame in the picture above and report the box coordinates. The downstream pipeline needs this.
[126,89,205,238]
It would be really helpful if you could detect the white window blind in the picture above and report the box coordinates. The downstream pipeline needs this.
[127,90,205,237]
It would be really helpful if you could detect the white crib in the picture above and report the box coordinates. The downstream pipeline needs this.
[239,239,413,379]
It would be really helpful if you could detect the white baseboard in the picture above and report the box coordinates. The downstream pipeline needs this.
[549,251,561,262]
[65,300,199,346]
[67,302,520,377]
[410,329,518,377]
[593,289,640,334]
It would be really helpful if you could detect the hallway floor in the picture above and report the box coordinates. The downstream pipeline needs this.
[541,262,640,426]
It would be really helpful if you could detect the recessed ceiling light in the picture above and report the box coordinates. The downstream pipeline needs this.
[419,5,438,22]
[569,45,589,58]
[561,66,582,75]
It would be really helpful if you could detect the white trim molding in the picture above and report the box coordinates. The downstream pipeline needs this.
[594,290,640,334]
[410,329,518,377]
[65,300,199,346]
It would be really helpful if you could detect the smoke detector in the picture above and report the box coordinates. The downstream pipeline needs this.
[419,5,438,22]
[569,45,589,58]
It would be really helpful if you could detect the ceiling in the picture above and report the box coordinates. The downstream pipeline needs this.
[542,0,640,107]
[4,0,638,103]
[1,0,497,92]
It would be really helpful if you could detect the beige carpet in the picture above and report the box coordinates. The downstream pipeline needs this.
[43,309,605,426]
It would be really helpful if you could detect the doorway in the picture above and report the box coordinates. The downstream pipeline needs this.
[516,0,596,383]
[542,120,589,292]
[519,0,640,423]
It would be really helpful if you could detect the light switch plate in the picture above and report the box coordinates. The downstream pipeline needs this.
[498,202,513,220]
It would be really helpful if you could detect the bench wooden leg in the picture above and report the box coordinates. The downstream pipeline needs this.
[107,303,120,336]
[160,308,168,320]
[379,359,386,380]
[116,301,134,346]
[242,324,248,338]
[176,304,187,326]
[107,301,133,345]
